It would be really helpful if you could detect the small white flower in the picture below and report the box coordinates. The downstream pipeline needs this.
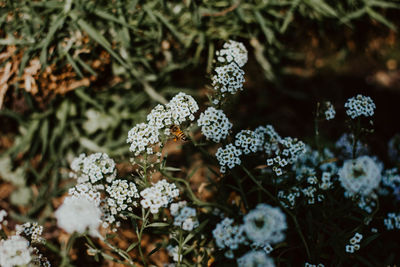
[324,101,336,120]
[127,123,160,156]
[234,129,263,154]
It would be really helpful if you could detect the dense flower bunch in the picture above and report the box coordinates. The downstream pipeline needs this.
[127,123,160,156]
[338,156,381,197]
[106,179,140,216]
[216,40,248,67]
[170,201,199,231]
[197,107,232,142]
[211,40,248,102]
[212,217,246,252]
[55,196,102,236]
[335,133,369,158]
[212,62,245,96]
[0,235,33,267]
[70,152,117,184]
[15,222,44,243]
[243,204,287,245]
[234,130,263,154]
[0,218,50,267]
[215,144,243,173]
[140,179,179,214]
[237,250,275,267]
[266,137,307,176]
[344,94,376,119]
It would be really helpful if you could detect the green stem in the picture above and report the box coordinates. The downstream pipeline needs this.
[242,166,312,260]
[177,230,183,266]
[136,208,150,266]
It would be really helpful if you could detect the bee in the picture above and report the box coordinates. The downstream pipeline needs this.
[169,124,188,142]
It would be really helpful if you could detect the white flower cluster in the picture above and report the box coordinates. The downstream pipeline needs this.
[0,209,7,230]
[266,137,307,176]
[243,204,287,245]
[278,188,301,209]
[167,92,199,125]
[106,179,140,216]
[324,101,336,120]
[140,179,179,214]
[234,130,263,154]
[68,182,101,206]
[338,156,381,197]
[15,222,44,243]
[384,212,400,230]
[128,92,198,156]
[197,107,232,142]
[380,168,400,198]
[335,133,369,158]
[305,263,325,267]
[127,123,160,156]
[55,196,102,237]
[255,125,281,153]
[0,235,32,267]
[170,201,199,231]
[345,232,363,253]
[215,144,242,173]
[70,153,117,184]
[344,94,376,119]
[237,250,275,267]
[166,245,182,262]
[212,62,245,96]
[216,40,248,67]
[212,217,246,251]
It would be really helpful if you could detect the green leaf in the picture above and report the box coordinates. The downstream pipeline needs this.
[146,222,170,228]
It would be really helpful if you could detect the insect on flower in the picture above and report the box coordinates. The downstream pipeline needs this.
[169,124,188,142]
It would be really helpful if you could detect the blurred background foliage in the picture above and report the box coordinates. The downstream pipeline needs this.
[1,0,400,265]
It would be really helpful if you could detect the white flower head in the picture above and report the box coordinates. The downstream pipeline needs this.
[344,94,376,119]
[234,129,263,154]
[212,217,246,251]
[216,40,248,67]
[55,196,102,236]
[212,62,245,96]
[237,250,275,267]
[70,153,117,184]
[170,201,199,231]
[338,156,381,196]
[127,123,160,156]
[197,107,232,142]
[140,180,179,214]
[215,144,242,173]
[15,222,44,244]
[106,179,140,216]
[166,92,199,125]
[243,204,287,244]
[0,235,32,267]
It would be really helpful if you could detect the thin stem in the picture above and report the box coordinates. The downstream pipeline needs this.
[136,208,150,266]
[242,166,311,260]
[314,102,322,156]
[177,230,183,266]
